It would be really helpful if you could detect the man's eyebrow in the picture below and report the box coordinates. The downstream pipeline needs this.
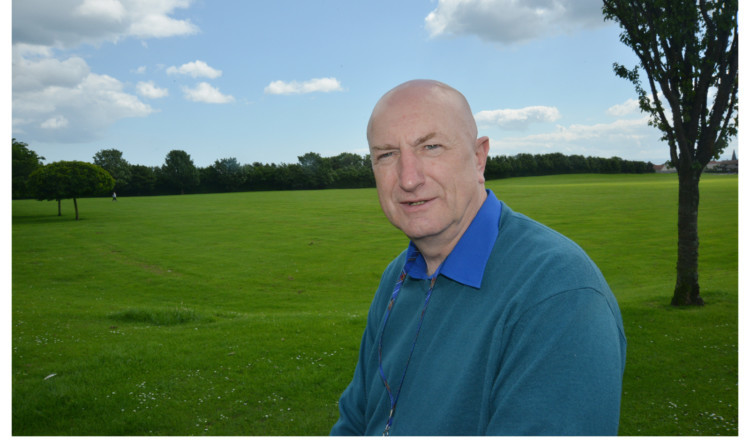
[370,144,398,152]
[412,133,436,147]
[370,133,438,151]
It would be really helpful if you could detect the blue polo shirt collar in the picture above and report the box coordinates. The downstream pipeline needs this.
[404,189,502,288]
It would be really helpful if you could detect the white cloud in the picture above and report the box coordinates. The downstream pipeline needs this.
[182,82,235,103]
[12,0,199,49]
[134,65,147,74]
[127,6,199,39]
[11,0,197,144]
[488,116,666,160]
[166,60,222,79]
[264,77,344,95]
[12,50,90,92]
[74,0,126,22]
[425,0,605,44]
[606,98,641,116]
[137,81,169,99]
[40,116,69,130]
[547,118,651,143]
[13,56,154,143]
[475,106,561,129]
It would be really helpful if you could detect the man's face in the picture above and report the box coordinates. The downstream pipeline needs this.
[368,86,488,250]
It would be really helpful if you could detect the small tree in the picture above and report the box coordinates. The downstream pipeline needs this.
[28,161,115,220]
[12,138,45,199]
[603,0,738,306]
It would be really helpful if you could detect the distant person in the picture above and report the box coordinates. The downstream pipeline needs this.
[112,192,117,201]
[330,80,626,436]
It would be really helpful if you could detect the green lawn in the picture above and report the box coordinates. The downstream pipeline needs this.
[11,173,738,435]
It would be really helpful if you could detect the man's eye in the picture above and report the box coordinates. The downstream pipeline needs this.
[377,152,395,161]
[425,144,440,150]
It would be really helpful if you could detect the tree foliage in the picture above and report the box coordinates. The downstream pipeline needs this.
[93,148,132,193]
[162,149,200,194]
[211,157,247,192]
[603,0,738,306]
[128,165,158,196]
[12,138,45,199]
[28,161,115,220]
[603,0,738,166]
[298,152,334,189]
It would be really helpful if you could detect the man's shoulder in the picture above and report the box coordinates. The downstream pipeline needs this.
[497,203,590,260]
[492,202,611,296]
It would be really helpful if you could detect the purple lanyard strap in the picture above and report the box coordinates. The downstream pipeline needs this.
[377,255,440,436]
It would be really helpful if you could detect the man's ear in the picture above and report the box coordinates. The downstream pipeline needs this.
[475,136,490,182]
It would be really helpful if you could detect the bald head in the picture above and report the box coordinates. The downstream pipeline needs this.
[367,80,478,146]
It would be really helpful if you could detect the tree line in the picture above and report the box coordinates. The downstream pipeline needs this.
[12,138,654,199]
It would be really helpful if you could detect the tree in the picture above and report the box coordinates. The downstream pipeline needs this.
[569,155,590,173]
[297,152,335,189]
[93,149,132,193]
[12,138,45,199]
[161,150,199,194]
[212,157,247,192]
[128,164,157,196]
[329,152,366,170]
[28,161,115,220]
[603,0,738,306]
[329,153,372,188]
[514,153,538,177]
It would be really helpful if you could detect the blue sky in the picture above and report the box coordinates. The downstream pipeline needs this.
[10,0,739,168]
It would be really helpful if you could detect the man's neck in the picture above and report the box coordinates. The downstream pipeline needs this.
[420,247,451,278]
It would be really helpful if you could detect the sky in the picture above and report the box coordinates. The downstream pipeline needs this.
[9,0,740,169]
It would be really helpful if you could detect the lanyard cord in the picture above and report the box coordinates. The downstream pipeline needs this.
[377,259,440,436]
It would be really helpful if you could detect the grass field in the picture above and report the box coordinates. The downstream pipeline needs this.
[11,173,738,436]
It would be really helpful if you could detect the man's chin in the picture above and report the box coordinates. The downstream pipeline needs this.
[401,227,442,244]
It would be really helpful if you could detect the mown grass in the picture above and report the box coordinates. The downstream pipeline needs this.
[11,174,737,435]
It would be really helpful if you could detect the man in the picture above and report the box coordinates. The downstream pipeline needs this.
[330,80,626,436]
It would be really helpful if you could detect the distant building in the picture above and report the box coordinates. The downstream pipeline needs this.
[653,163,677,173]
[705,151,739,174]
[653,152,738,174]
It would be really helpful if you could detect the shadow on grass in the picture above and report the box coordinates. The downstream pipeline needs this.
[634,291,734,312]
[107,307,245,327]
[108,307,215,326]
[12,214,85,225]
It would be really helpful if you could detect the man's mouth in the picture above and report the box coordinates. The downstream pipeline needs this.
[408,200,426,206]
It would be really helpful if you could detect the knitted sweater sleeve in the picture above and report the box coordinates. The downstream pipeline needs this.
[484,287,626,435]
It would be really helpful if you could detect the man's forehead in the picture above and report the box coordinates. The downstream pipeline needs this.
[369,97,458,136]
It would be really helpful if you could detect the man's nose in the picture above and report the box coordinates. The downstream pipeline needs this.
[398,149,425,191]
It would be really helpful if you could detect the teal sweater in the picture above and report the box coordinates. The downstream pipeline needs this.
[331,195,626,436]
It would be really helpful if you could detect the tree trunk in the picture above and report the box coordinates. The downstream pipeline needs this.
[672,166,704,306]
[57,199,61,216]
[73,197,79,221]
